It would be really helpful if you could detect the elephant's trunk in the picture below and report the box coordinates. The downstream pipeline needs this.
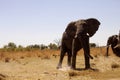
[72,37,93,59]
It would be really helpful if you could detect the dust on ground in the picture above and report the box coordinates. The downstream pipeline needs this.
[0,54,120,80]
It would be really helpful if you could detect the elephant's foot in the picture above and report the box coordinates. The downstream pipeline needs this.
[71,66,76,70]
[56,64,62,69]
[71,62,76,70]
[85,67,91,70]
[84,67,98,71]
[67,63,71,68]
[85,65,91,70]
[56,66,62,69]
[105,54,110,57]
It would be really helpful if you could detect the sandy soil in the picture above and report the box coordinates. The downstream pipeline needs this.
[0,55,120,80]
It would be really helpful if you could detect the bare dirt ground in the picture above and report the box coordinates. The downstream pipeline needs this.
[0,49,120,80]
[0,56,120,80]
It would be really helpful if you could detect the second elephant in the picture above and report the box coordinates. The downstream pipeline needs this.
[106,31,120,57]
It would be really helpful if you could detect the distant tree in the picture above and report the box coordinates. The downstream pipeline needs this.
[3,42,17,51]
[25,44,40,51]
[17,45,24,51]
[90,43,96,47]
[48,43,58,50]
[54,38,61,48]
[8,42,17,49]
[3,45,8,49]
[18,45,24,48]
[33,44,40,49]
[40,44,48,50]
[25,45,33,51]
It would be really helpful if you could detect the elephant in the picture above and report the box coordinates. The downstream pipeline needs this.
[57,18,100,69]
[106,31,120,57]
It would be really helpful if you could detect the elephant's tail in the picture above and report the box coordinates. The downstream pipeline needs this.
[87,54,93,59]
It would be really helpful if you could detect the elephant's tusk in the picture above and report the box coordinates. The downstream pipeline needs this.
[86,33,90,37]
[114,44,120,49]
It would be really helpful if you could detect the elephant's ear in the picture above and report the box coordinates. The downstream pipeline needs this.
[86,18,100,26]
[107,36,114,45]
[65,21,77,38]
[85,18,100,37]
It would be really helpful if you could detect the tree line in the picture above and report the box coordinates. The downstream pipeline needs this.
[1,42,59,51]
[0,41,97,51]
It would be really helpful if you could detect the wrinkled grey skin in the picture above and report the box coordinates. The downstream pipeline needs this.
[57,18,100,69]
[106,31,120,57]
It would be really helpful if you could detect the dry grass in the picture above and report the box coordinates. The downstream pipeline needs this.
[0,47,120,80]
[0,49,59,62]
[77,47,107,56]
[0,47,115,60]
[94,56,120,72]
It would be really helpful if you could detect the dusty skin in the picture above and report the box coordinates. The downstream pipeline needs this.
[0,48,120,80]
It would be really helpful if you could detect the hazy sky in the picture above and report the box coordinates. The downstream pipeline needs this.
[0,0,120,47]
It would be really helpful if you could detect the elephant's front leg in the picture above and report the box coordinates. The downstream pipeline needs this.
[67,50,72,67]
[71,52,77,69]
[57,48,66,69]
[81,36,90,69]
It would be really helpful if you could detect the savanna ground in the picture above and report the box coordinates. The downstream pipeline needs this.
[0,47,120,80]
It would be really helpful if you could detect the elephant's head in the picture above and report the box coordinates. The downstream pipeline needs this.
[65,18,100,38]
[75,18,100,38]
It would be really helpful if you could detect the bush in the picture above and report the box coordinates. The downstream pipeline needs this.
[90,43,96,47]
[48,43,58,50]
[3,42,17,51]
